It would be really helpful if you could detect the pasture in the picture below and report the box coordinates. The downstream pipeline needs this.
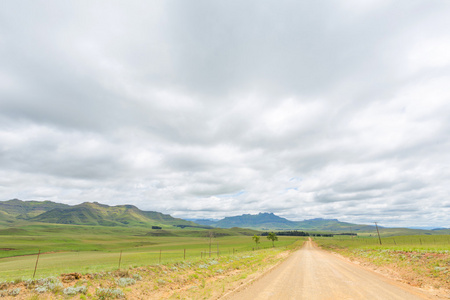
[315,234,450,252]
[0,224,298,280]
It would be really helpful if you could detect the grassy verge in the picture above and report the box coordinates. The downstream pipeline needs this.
[0,239,305,299]
[315,235,450,292]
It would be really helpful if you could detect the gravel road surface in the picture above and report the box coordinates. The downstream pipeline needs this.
[224,240,438,300]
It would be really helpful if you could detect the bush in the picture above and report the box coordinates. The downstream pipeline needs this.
[96,288,124,299]
[116,277,136,287]
[9,288,21,296]
[34,277,63,293]
[63,285,87,295]
[132,273,142,280]
[0,288,21,297]
[36,285,50,293]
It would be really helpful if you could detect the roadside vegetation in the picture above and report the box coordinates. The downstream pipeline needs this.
[315,235,450,293]
[0,223,303,299]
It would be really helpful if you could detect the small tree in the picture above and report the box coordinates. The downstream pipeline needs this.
[267,232,278,247]
[252,235,260,249]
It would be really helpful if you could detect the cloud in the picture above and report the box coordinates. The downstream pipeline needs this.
[0,0,449,227]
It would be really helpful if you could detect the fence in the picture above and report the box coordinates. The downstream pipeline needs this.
[19,243,285,280]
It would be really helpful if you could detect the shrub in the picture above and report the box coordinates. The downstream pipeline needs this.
[209,260,219,265]
[63,285,87,295]
[34,277,63,293]
[132,273,142,280]
[96,288,124,299]
[35,286,48,293]
[116,277,136,287]
[0,289,20,297]
[25,279,36,289]
[8,288,21,296]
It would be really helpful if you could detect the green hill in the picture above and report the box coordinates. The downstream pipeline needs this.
[2,200,444,235]
[0,199,197,228]
[0,199,70,219]
[30,202,197,227]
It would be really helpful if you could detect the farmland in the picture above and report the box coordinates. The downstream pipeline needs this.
[0,224,299,281]
[316,234,450,251]
[1,210,449,298]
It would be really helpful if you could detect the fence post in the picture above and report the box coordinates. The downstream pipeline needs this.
[159,249,162,264]
[375,222,382,245]
[184,248,186,260]
[33,249,41,279]
[118,250,123,270]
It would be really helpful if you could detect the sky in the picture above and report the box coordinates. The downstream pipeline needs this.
[1,1,450,228]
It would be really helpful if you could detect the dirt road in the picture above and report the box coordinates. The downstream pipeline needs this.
[224,241,438,300]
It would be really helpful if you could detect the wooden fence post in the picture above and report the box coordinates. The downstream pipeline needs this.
[118,250,123,270]
[33,249,41,279]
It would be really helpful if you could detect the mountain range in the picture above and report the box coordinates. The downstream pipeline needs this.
[190,212,377,232]
[1,199,369,231]
[0,199,196,228]
[1,199,448,234]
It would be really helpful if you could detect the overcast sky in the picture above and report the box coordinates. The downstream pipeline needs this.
[1,1,449,227]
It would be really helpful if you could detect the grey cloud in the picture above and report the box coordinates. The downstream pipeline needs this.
[0,1,449,227]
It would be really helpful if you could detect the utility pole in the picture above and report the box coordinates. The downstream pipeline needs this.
[375,222,382,245]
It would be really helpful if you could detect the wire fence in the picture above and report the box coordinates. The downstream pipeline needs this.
[5,243,287,280]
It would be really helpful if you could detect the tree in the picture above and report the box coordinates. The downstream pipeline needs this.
[252,235,260,249]
[266,232,278,247]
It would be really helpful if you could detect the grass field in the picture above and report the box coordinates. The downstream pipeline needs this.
[0,239,306,299]
[315,235,450,291]
[315,234,450,252]
[0,224,299,281]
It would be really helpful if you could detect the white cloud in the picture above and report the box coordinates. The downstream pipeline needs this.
[0,0,449,227]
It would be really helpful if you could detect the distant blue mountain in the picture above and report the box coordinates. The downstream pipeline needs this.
[191,212,375,231]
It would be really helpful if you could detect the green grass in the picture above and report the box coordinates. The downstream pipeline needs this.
[315,234,450,252]
[0,239,307,299]
[0,224,298,280]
